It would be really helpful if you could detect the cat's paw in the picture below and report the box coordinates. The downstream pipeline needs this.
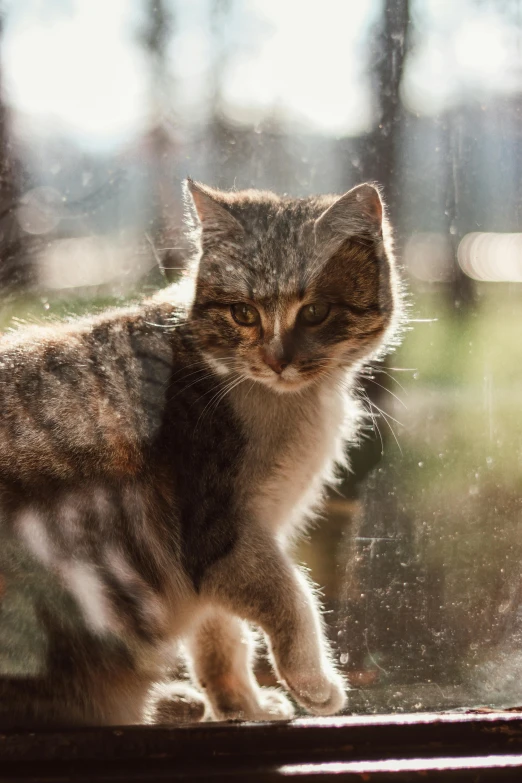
[212,687,295,722]
[286,670,347,716]
[252,687,295,721]
[145,681,209,724]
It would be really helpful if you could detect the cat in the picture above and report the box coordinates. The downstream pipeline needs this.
[0,179,402,727]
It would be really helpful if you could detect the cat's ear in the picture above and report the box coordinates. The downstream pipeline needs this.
[314,183,383,247]
[184,179,244,240]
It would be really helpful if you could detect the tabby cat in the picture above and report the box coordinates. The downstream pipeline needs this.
[0,179,401,726]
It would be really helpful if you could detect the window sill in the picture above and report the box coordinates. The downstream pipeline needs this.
[1,712,522,780]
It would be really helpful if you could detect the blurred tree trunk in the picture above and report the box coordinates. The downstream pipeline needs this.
[141,0,185,282]
[360,0,410,227]
[0,16,36,299]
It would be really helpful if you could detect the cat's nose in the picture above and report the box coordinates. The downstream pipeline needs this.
[261,351,289,375]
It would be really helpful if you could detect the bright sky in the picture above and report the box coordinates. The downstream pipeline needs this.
[402,0,520,114]
[1,0,519,151]
[2,0,149,151]
[217,0,378,136]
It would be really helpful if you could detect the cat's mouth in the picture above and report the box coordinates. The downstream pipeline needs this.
[248,363,327,393]
[204,353,331,394]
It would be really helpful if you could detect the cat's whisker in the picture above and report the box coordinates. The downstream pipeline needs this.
[366,399,403,428]
[172,366,212,383]
[357,390,385,457]
[365,377,407,409]
[174,366,230,386]
[189,374,237,407]
[168,364,236,399]
[364,397,403,455]
[168,372,218,402]
[198,371,243,404]
[242,379,257,404]
[167,358,241,398]
[371,412,385,457]
[170,356,238,381]
[205,375,248,423]
[364,361,412,395]
[144,321,185,329]
[195,374,247,432]
[199,380,237,420]
[372,367,409,396]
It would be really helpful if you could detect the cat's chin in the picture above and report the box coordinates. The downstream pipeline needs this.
[254,372,318,395]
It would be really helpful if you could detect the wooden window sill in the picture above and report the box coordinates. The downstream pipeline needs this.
[2,712,522,780]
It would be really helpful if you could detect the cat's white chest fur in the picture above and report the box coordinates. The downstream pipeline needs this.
[235,378,356,536]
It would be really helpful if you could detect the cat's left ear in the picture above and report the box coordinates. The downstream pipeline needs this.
[314,183,383,246]
[184,179,244,240]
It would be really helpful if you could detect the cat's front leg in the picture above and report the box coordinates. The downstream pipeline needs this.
[185,607,294,721]
[201,529,347,716]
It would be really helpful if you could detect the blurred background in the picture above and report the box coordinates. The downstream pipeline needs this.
[0,0,521,714]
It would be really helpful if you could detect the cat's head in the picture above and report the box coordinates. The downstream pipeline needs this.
[185,179,402,394]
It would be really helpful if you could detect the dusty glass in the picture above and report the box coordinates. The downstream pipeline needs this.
[0,0,521,716]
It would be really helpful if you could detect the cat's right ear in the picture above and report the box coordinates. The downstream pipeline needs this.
[183,179,244,241]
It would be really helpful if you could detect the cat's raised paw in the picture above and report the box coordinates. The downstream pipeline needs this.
[288,671,347,716]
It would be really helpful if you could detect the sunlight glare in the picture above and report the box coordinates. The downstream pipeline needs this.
[458,233,522,283]
[220,0,377,136]
[455,16,509,83]
[402,4,520,116]
[2,0,148,151]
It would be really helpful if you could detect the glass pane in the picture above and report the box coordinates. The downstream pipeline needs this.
[0,0,521,719]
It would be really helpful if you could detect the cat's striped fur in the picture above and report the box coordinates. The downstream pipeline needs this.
[0,181,402,726]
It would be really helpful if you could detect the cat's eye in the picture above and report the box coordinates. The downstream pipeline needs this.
[298,302,330,326]
[231,303,260,326]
